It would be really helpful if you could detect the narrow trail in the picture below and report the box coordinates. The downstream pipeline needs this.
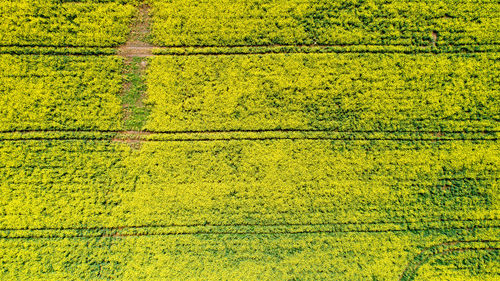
[117,4,154,58]
[2,218,498,233]
[118,4,152,137]
[0,129,496,143]
[2,136,497,143]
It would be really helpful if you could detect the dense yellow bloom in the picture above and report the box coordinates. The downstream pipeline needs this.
[0,1,498,279]
[0,138,497,279]
[0,1,134,47]
[150,0,500,46]
[0,55,124,131]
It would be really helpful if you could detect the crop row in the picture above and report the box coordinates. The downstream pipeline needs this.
[1,139,497,230]
[150,0,500,47]
[0,1,134,47]
[0,46,117,55]
[404,242,500,281]
[118,140,500,228]
[0,230,497,280]
[0,130,497,143]
[151,44,500,56]
[5,52,498,133]
[1,0,499,49]
[0,44,498,57]
[0,55,124,131]
[145,53,500,132]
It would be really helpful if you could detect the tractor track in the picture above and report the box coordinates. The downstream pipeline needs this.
[1,218,498,239]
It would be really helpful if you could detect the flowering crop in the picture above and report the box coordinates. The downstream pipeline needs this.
[150,0,500,47]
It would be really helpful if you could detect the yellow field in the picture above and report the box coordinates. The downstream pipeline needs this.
[0,0,498,280]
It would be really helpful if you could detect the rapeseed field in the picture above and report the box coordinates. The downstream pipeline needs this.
[0,0,498,280]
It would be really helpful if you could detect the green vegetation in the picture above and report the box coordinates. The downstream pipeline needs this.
[150,0,500,47]
[400,240,500,281]
[0,55,124,131]
[121,57,151,130]
[145,53,499,132]
[0,0,134,47]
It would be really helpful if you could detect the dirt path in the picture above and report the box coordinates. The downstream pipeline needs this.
[117,4,153,139]
[118,4,154,57]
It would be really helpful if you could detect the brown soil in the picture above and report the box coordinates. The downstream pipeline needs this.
[121,130,152,136]
[118,46,154,57]
[111,131,152,149]
[118,4,154,57]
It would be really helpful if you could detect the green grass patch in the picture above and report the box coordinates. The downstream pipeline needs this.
[121,57,151,131]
